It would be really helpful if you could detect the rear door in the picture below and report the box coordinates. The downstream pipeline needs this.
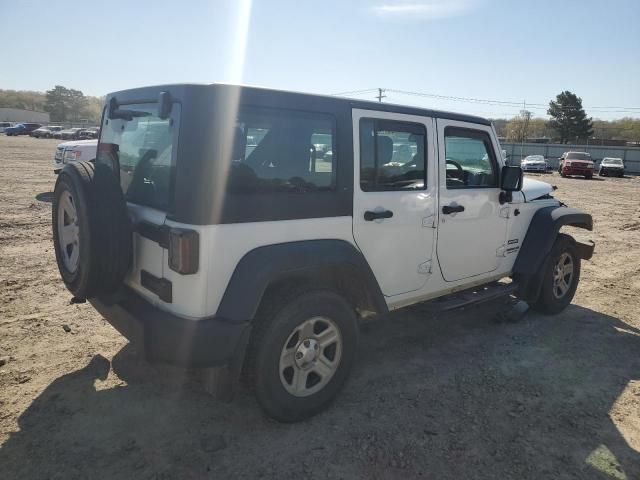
[97,102,180,303]
[352,109,436,296]
[435,119,507,282]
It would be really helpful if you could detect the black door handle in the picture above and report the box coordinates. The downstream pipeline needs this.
[364,210,393,221]
[442,204,465,214]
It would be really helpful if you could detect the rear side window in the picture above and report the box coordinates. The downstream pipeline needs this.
[229,108,336,193]
[98,102,180,211]
[359,118,426,191]
[444,127,498,189]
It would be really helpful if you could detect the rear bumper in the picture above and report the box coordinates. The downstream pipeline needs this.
[90,289,251,368]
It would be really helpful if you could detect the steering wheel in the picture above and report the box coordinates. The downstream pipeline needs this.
[446,159,463,176]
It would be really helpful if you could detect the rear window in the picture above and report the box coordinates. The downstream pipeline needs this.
[566,152,591,160]
[229,108,336,193]
[98,102,180,211]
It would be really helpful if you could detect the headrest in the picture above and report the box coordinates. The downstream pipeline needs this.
[376,135,393,163]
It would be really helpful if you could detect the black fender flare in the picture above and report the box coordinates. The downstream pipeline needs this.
[513,205,594,302]
[215,240,388,322]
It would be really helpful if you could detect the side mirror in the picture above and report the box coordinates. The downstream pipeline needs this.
[501,165,523,192]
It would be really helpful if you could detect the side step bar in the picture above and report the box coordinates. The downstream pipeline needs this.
[418,281,519,313]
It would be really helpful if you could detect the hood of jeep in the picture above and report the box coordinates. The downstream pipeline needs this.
[521,177,554,201]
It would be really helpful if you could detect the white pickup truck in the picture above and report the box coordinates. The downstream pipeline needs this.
[53,139,98,174]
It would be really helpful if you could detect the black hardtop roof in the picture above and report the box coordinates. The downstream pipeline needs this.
[107,83,492,127]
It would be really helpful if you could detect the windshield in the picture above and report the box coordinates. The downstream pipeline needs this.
[524,155,544,162]
[98,102,180,211]
[566,152,591,161]
[603,158,623,165]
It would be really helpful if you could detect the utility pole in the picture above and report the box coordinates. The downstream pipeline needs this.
[376,88,386,103]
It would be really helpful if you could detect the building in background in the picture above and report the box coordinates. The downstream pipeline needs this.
[0,108,50,124]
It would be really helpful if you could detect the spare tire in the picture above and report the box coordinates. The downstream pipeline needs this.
[52,161,132,299]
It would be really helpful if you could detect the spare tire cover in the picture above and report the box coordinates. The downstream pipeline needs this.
[52,161,132,299]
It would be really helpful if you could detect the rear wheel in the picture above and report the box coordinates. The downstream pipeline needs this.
[531,234,580,315]
[248,290,358,422]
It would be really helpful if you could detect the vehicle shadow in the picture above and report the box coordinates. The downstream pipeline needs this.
[35,191,54,203]
[0,304,638,479]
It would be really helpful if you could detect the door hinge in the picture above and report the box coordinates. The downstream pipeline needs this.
[418,260,432,274]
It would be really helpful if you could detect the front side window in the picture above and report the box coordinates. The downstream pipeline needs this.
[444,127,498,188]
[229,108,335,193]
[359,118,426,191]
[98,102,180,211]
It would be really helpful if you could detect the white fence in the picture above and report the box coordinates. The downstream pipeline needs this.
[501,142,640,174]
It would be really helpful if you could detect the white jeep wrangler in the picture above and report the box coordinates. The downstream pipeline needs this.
[52,84,594,422]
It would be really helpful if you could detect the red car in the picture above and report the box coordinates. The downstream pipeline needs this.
[558,151,594,179]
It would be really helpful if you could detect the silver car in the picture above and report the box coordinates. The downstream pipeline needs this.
[521,155,547,172]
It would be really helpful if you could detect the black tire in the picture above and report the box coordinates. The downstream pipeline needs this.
[585,173,593,179]
[248,289,358,422]
[530,234,581,315]
[52,161,131,299]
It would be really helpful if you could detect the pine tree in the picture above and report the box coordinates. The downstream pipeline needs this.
[547,91,593,143]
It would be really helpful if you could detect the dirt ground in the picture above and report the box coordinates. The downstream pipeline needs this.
[0,134,639,479]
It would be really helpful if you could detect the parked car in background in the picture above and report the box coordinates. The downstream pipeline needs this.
[32,126,63,138]
[4,123,42,136]
[558,151,594,179]
[52,139,97,174]
[598,157,625,177]
[60,127,84,140]
[0,122,13,133]
[78,127,100,139]
[520,155,548,172]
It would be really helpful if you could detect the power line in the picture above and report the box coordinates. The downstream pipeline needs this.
[330,87,640,115]
[330,88,378,96]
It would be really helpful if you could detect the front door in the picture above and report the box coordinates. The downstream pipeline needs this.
[352,109,436,296]
[435,119,507,282]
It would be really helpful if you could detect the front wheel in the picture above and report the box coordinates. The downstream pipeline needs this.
[585,173,593,179]
[248,290,358,422]
[531,234,581,315]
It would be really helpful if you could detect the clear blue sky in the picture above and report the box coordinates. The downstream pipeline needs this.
[1,0,638,120]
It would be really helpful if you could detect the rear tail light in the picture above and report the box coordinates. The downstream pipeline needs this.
[168,228,199,274]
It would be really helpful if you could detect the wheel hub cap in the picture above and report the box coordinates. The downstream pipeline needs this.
[57,190,80,273]
[279,316,343,397]
[295,338,320,368]
[552,252,573,299]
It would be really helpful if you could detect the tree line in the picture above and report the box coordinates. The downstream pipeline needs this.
[493,91,640,144]
[0,86,103,124]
